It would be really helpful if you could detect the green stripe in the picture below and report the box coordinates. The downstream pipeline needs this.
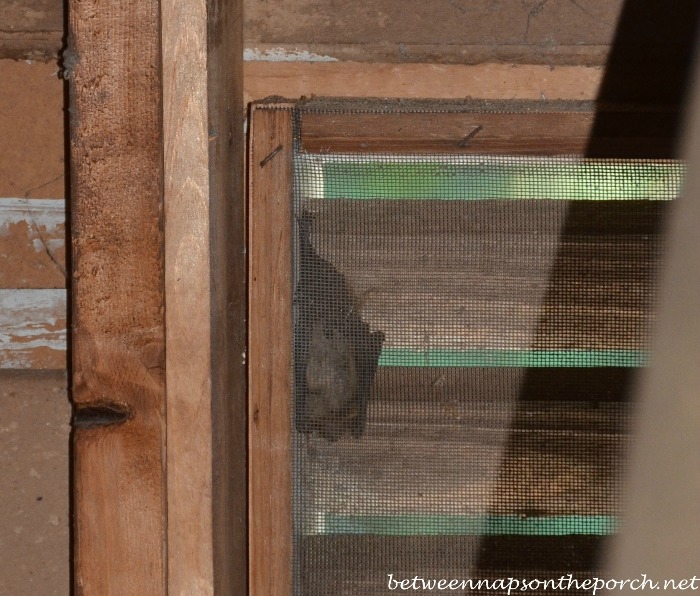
[300,157,684,201]
[379,348,646,368]
[322,514,616,536]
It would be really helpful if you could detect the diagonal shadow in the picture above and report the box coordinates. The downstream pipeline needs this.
[477,0,700,578]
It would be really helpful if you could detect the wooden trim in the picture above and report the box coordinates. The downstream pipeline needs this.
[68,0,166,592]
[243,62,604,105]
[206,1,247,593]
[297,102,678,157]
[300,110,597,155]
[162,0,245,591]
[248,104,294,596]
[161,0,214,590]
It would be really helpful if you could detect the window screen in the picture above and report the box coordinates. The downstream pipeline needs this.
[285,104,683,595]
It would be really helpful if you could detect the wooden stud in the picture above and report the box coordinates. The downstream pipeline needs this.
[162,0,245,591]
[67,0,166,592]
[248,104,295,596]
[70,0,244,590]
[205,0,248,591]
[161,0,214,590]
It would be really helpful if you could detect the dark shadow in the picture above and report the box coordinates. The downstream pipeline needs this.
[58,0,74,593]
[477,0,700,579]
[588,0,700,158]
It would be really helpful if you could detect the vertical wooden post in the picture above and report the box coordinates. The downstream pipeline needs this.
[162,0,245,593]
[248,104,294,596]
[68,0,167,593]
[69,0,244,591]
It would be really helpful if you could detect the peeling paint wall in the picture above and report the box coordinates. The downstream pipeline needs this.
[0,290,66,368]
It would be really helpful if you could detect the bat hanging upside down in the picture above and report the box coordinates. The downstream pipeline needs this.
[294,211,385,441]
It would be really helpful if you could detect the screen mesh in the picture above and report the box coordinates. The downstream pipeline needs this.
[290,122,683,594]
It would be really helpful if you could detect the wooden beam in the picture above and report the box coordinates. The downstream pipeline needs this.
[206,0,247,590]
[296,101,677,157]
[161,0,245,591]
[248,104,294,596]
[244,0,625,66]
[300,108,598,155]
[243,62,604,105]
[67,0,166,593]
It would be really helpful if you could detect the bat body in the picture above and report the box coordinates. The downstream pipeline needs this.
[294,212,385,441]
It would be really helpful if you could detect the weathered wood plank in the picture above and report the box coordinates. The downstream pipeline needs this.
[248,104,294,596]
[364,399,630,434]
[67,0,166,592]
[303,200,664,352]
[206,1,247,590]
[0,289,66,369]
[161,0,214,588]
[244,0,700,79]
[0,0,63,59]
[301,535,604,589]
[5,0,698,72]
[298,403,627,519]
[0,198,66,289]
[245,0,625,65]
[162,0,245,590]
[376,367,637,403]
[299,104,678,157]
[301,109,597,155]
[243,62,604,105]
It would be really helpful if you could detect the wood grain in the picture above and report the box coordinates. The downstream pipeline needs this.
[67,0,166,592]
[248,104,294,596]
[302,200,664,353]
[162,0,214,589]
[299,403,627,518]
[300,535,604,595]
[299,104,678,157]
[162,0,245,591]
[244,0,624,65]
[243,62,604,105]
[205,1,247,591]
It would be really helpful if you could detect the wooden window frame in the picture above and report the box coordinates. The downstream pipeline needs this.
[246,98,681,595]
